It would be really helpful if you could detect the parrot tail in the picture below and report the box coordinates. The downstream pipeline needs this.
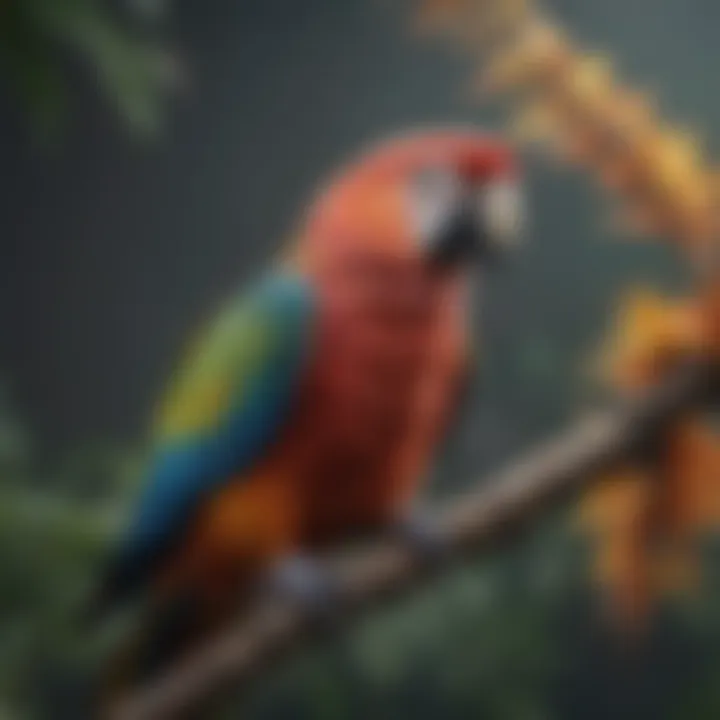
[98,589,207,718]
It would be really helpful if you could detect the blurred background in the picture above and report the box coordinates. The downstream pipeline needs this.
[1,0,719,717]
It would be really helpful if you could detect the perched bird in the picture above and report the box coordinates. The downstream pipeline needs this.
[91,127,524,689]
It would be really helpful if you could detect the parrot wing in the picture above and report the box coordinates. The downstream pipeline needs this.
[91,272,316,617]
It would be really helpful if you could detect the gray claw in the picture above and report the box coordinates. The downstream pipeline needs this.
[265,554,342,626]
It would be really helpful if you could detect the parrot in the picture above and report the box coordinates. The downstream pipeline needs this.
[89,127,524,692]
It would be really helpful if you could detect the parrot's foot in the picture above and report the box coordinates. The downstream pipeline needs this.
[264,554,343,628]
[394,510,451,571]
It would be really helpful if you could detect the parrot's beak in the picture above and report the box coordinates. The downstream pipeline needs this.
[427,198,483,267]
[429,179,524,268]
[409,167,524,269]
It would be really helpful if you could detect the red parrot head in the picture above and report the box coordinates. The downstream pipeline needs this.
[299,127,523,270]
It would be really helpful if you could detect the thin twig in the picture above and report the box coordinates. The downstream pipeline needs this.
[110,360,716,720]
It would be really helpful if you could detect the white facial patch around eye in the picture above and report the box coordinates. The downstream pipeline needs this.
[408,168,463,247]
[481,180,524,247]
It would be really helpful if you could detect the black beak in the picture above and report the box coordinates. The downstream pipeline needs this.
[428,199,500,268]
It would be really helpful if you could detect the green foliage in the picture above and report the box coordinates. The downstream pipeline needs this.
[0,0,178,136]
[234,520,583,720]
[0,389,128,717]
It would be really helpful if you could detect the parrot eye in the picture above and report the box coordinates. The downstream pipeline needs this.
[479,180,524,249]
[409,168,464,246]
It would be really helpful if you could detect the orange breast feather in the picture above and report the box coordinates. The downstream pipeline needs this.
[159,454,303,600]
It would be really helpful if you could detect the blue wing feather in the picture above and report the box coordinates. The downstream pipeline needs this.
[99,272,315,608]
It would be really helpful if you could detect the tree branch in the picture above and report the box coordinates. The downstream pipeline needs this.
[110,361,716,720]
